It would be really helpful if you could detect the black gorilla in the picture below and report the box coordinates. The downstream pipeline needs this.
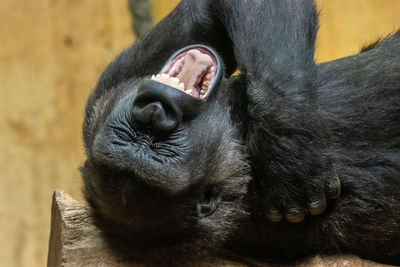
[81,0,400,265]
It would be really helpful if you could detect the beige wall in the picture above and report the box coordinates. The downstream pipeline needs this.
[0,1,399,266]
[0,1,133,266]
[316,0,400,62]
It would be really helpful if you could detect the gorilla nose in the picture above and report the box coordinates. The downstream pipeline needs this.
[132,100,179,133]
[132,79,202,136]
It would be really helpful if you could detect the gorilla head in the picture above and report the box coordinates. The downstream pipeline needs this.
[81,44,250,260]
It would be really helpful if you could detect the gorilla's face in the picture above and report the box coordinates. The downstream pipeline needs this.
[81,45,250,256]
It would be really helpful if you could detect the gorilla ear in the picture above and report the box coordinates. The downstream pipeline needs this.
[197,185,222,218]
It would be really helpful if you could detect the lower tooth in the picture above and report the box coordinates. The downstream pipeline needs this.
[186,89,193,95]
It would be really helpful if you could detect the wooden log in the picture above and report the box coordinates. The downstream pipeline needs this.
[47,190,392,267]
[47,190,135,267]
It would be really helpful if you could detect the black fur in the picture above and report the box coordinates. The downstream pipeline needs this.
[81,0,400,265]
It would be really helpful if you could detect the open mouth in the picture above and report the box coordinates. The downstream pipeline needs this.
[150,45,220,99]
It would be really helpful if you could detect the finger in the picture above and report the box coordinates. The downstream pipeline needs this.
[326,176,341,199]
[266,208,282,223]
[286,207,306,223]
[308,195,326,215]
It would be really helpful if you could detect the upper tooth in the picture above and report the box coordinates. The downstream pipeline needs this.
[204,74,211,80]
[151,73,189,92]
[170,77,180,85]
[160,73,170,81]
[202,81,209,87]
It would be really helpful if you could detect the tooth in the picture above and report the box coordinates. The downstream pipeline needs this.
[160,73,170,81]
[201,84,207,90]
[210,66,215,72]
[186,89,193,95]
[171,77,180,85]
[200,89,206,95]
[205,74,211,80]
[178,83,185,90]
[156,74,161,80]
[151,75,156,80]
[203,81,209,87]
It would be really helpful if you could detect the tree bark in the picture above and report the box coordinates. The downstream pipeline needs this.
[128,0,153,38]
[47,190,391,267]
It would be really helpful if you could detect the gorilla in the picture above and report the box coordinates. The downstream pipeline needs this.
[81,0,400,265]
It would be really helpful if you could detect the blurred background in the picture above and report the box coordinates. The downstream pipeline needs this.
[0,0,399,266]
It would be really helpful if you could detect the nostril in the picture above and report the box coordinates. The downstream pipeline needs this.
[132,101,180,134]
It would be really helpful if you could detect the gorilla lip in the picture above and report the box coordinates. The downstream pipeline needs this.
[152,47,218,99]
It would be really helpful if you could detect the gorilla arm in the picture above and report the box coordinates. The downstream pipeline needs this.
[213,0,341,222]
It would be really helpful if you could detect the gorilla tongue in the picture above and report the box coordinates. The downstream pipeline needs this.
[152,49,215,99]
[174,50,213,98]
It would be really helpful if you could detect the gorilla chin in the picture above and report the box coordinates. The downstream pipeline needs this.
[81,45,250,262]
